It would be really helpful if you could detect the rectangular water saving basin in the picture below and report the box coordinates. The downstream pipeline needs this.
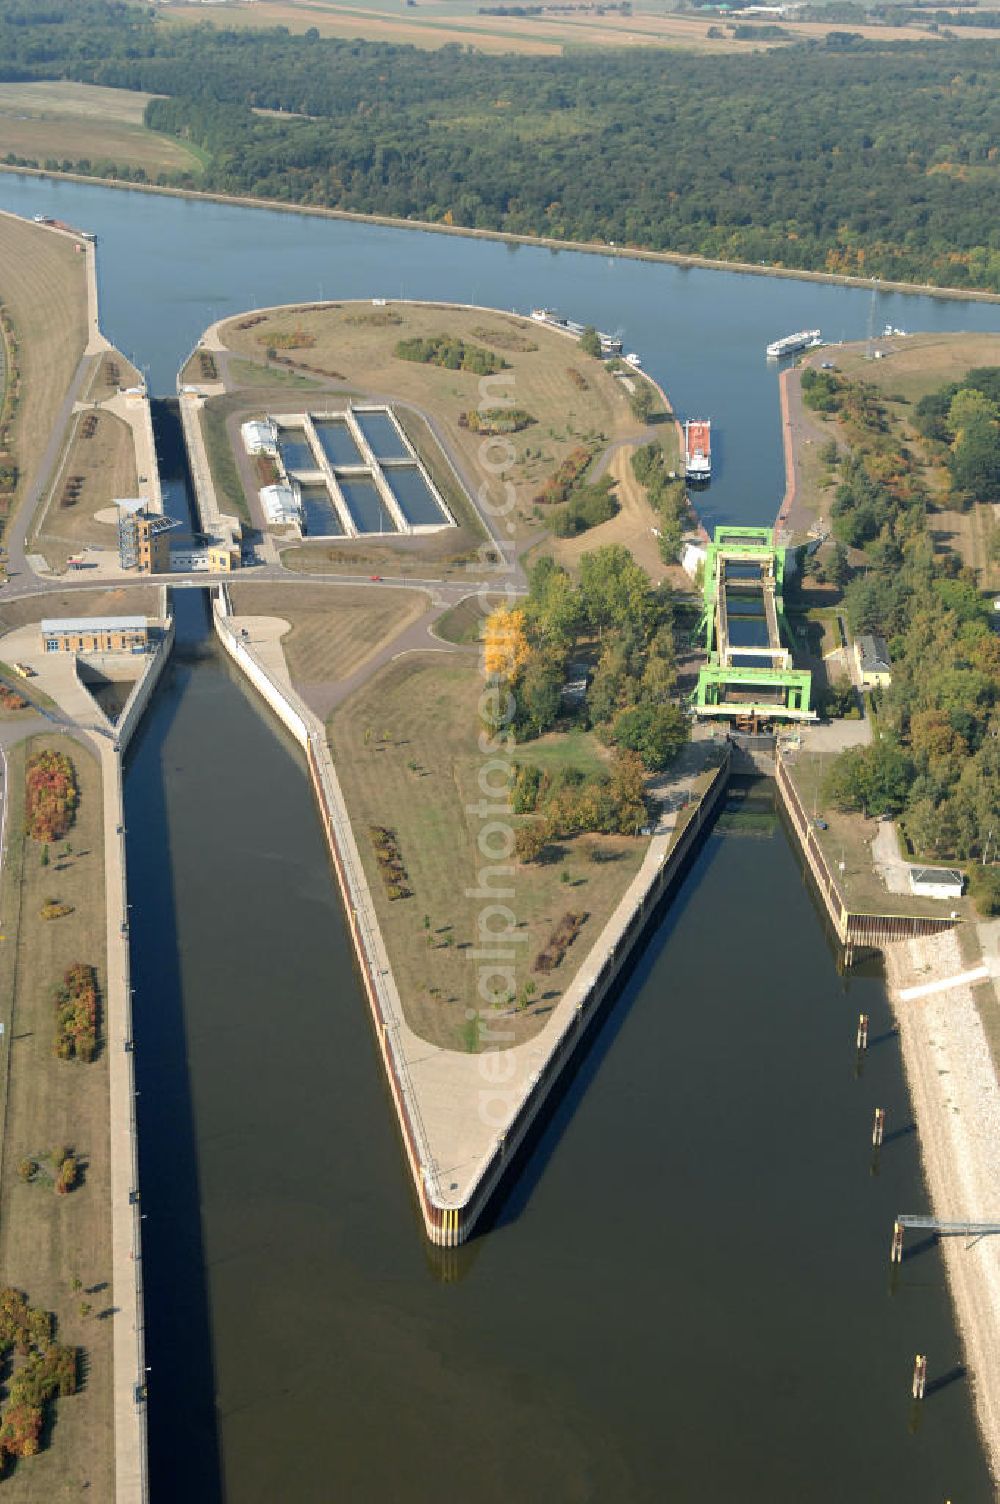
[313,419,364,468]
[300,484,344,536]
[277,430,315,474]
[354,410,410,460]
[385,465,447,526]
[339,478,398,533]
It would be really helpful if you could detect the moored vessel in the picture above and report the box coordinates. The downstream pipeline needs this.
[530,307,623,355]
[684,418,711,483]
[766,329,821,359]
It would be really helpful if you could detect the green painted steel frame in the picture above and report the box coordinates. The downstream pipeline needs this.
[695,525,813,720]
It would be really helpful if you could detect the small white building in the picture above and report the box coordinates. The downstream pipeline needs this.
[259,483,302,526]
[242,418,279,457]
[854,634,892,689]
[908,866,965,901]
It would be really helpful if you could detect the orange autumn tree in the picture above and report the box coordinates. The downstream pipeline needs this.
[483,606,531,680]
[25,750,78,843]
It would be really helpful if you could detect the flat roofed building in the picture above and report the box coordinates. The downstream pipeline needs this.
[41,617,151,654]
[241,418,279,457]
[854,634,892,688]
[909,866,965,900]
[171,545,238,574]
[260,482,302,526]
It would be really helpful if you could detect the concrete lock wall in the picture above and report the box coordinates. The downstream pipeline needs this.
[117,622,176,754]
[107,599,175,1503]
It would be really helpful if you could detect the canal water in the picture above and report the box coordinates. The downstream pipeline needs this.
[1,175,996,1500]
[3,172,1000,529]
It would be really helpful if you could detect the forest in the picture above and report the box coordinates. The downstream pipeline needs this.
[814,367,1000,911]
[1,0,1000,289]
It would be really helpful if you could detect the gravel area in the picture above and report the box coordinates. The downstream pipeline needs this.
[883,929,1000,1485]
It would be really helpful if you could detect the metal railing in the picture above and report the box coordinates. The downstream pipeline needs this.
[111,755,149,1503]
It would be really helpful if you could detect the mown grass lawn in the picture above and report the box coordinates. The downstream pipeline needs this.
[328,653,648,1051]
[0,734,113,1500]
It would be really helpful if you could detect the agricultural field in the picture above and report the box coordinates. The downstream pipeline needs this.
[828,332,1000,587]
[0,81,203,176]
[229,582,430,711]
[158,0,974,55]
[219,299,646,564]
[0,736,112,1500]
[0,214,88,532]
[32,409,138,572]
[327,653,648,1052]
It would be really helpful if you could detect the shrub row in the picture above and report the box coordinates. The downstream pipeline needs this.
[533,444,595,506]
[369,825,412,901]
[534,911,588,973]
[25,751,78,844]
[54,963,98,1064]
[394,336,508,375]
[0,1287,76,1474]
[256,330,316,350]
[458,407,535,434]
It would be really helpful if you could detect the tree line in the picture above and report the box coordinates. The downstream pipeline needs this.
[1,0,1000,289]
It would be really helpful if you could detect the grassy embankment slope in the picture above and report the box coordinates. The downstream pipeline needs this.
[0,735,112,1499]
[0,588,154,638]
[227,582,429,706]
[30,407,138,572]
[0,214,88,546]
[217,300,653,567]
[0,82,203,177]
